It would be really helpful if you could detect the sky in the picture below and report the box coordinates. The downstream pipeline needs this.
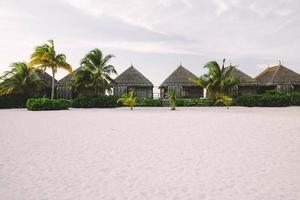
[1,0,300,92]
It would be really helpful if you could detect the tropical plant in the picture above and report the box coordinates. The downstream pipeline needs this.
[117,91,136,110]
[217,95,233,109]
[192,59,238,100]
[166,89,178,110]
[72,49,117,96]
[0,62,46,96]
[29,40,72,99]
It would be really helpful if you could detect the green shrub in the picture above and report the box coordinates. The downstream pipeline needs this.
[138,98,163,107]
[26,98,71,111]
[72,95,120,108]
[236,92,291,107]
[290,92,300,106]
[176,98,215,107]
[0,94,29,108]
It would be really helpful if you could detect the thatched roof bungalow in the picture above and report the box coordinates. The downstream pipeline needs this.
[113,65,153,99]
[255,64,300,92]
[225,67,261,96]
[56,67,83,99]
[159,65,203,99]
[36,70,57,98]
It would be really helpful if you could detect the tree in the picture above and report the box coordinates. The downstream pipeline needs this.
[166,89,178,110]
[217,96,233,109]
[0,62,46,96]
[192,59,238,100]
[72,48,117,96]
[117,91,136,110]
[29,40,72,99]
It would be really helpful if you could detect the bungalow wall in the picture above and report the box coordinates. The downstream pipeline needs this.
[114,86,153,99]
[237,86,259,96]
[160,86,203,99]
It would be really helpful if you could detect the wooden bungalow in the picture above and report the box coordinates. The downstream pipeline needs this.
[37,70,58,98]
[159,65,203,99]
[56,67,83,99]
[225,67,261,96]
[255,64,300,92]
[113,65,153,99]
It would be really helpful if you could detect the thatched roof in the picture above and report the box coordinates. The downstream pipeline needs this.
[256,65,300,86]
[36,69,57,83]
[160,65,197,88]
[57,67,83,86]
[113,65,153,87]
[225,67,260,86]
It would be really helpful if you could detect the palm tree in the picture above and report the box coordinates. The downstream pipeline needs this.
[166,89,178,110]
[217,96,233,109]
[72,49,117,96]
[29,40,72,99]
[192,59,238,100]
[117,91,136,110]
[0,62,46,96]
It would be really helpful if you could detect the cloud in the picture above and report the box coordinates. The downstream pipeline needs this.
[0,0,300,84]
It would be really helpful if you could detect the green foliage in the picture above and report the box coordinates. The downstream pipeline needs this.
[138,98,163,107]
[0,94,29,108]
[236,91,291,107]
[117,91,136,110]
[217,96,233,109]
[191,59,238,99]
[26,98,71,111]
[290,92,300,105]
[72,49,117,96]
[176,98,215,107]
[72,95,120,108]
[29,40,72,99]
[166,90,178,110]
[0,62,46,96]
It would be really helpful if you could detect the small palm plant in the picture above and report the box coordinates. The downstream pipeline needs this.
[117,91,136,110]
[217,95,233,109]
[166,89,178,110]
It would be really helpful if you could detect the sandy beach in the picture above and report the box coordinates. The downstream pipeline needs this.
[0,107,299,200]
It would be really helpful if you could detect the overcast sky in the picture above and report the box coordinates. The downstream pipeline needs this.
[1,0,300,89]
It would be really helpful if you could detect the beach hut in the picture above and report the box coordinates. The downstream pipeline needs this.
[37,70,57,98]
[255,63,300,92]
[159,65,203,99]
[225,67,261,96]
[56,67,83,99]
[113,65,153,99]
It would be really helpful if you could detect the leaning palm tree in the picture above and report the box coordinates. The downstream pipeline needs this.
[117,91,136,110]
[192,59,238,100]
[72,49,117,96]
[29,40,72,99]
[0,62,46,96]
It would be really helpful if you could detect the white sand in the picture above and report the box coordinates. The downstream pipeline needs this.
[0,107,299,200]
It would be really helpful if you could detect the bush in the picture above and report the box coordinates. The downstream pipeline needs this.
[138,98,163,107]
[26,98,71,111]
[72,95,120,108]
[236,92,291,107]
[176,98,215,107]
[0,94,29,108]
[290,92,300,106]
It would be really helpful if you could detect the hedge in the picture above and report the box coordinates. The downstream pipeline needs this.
[291,92,300,106]
[0,94,29,108]
[137,98,163,107]
[236,92,296,107]
[26,98,71,111]
[176,98,215,107]
[72,95,120,108]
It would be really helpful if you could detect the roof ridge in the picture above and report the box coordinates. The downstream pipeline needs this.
[270,65,281,83]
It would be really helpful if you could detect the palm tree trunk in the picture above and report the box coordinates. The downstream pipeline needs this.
[51,70,55,99]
